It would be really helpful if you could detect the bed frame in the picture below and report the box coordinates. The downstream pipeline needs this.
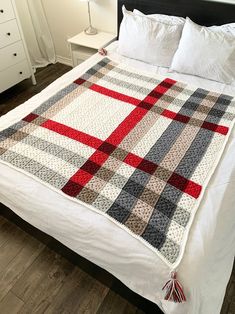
[118,0,235,34]
[1,0,234,313]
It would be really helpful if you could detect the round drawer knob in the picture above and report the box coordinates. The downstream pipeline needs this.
[7,32,11,36]
[13,53,17,56]
[19,71,23,75]
[0,9,4,13]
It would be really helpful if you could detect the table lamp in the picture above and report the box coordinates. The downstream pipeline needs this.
[80,0,97,35]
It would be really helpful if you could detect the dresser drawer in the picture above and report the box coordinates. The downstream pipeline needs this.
[0,60,30,93]
[0,0,14,24]
[0,41,26,71]
[0,19,20,48]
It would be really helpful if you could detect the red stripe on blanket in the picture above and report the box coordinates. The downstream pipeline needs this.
[105,80,176,146]
[41,120,103,149]
[107,107,148,146]
[40,118,202,199]
[162,109,228,135]
[162,110,190,123]
[201,121,228,135]
[40,80,202,199]
[89,150,110,165]
[124,153,158,174]
[168,172,201,199]
[63,79,184,197]
[71,169,94,185]
[125,153,201,198]
[74,78,86,85]
[90,84,141,106]
[124,153,143,168]
[23,113,39,123]
[79,81,229,135]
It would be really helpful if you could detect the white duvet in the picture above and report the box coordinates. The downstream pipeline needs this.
[0,42,234,314]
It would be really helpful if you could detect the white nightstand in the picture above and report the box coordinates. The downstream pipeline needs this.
[68,31,117,67]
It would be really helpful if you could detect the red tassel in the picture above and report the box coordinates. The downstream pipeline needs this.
[98,48,107,56]
[162,271,186,303]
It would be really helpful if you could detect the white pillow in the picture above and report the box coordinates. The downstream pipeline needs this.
[170,17,235,84]
[118,6,183,68]
[134,9,235,36]
[133,8,235,67]
[210,23,235,37]
[133,9,185,25]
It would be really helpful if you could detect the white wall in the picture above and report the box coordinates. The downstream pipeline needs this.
[42,0,117,64]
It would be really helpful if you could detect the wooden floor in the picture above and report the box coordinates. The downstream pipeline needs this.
[0,63,234,314]
[0,63,71,117]
[0,215,147,314]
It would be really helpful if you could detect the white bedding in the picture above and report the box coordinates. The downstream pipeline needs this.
[0,41,235,314]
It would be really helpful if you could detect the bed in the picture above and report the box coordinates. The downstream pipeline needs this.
[0,1,235,314]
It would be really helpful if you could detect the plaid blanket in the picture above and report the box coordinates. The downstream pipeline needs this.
[0,58,234,267]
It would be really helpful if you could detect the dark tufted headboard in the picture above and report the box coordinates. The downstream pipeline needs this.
[118,0,235,34]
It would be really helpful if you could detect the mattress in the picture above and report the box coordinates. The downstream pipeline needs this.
[0,41,235,314]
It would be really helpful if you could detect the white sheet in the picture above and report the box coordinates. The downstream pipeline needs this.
[0,41,235,314]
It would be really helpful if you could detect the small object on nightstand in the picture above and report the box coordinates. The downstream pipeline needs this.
[67,31,116,67]
[98,48,107,56]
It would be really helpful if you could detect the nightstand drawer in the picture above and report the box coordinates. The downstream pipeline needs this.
[0,19,21,48]
[0,41,26,71]
[0,0,15,24]
[0,60,30,92]
[72,46,96,66]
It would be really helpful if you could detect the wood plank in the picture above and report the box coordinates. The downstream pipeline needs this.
[45,268,109,314]
[0,233,44,302]
[1,207,51,246]
[0,218,17,247]
[12,247,63,302]
[0,226,28,270]
[17,252,74,313]
[0,291,24,314]
[96,290,137,314]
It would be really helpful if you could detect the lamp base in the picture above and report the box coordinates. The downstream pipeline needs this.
[84,26,97,35]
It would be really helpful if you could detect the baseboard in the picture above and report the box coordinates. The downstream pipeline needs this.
[56,55,73,67]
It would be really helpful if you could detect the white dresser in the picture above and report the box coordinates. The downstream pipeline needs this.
[0,0,36,93]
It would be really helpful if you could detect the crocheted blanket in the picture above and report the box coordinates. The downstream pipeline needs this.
[0,58,234,267]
